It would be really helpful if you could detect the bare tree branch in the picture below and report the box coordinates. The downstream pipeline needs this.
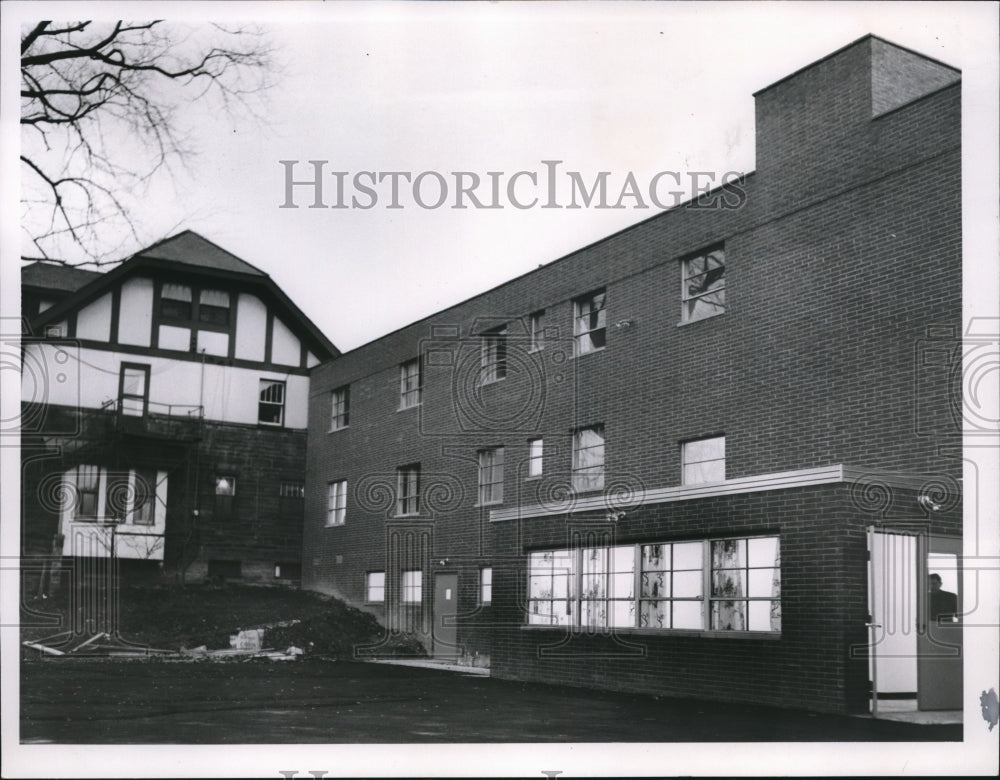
[21,20,276,266]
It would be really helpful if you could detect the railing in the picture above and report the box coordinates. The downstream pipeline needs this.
[101,398,204,440]
[101,398,204,419]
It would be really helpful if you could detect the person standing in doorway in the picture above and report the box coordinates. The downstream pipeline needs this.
[929,573,959,623]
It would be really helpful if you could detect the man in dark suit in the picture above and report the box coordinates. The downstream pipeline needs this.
[929,573,959,623]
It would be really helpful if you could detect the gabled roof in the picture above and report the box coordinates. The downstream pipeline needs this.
[21,262,102,294]
[137,230,267,277]
[28,230,338,360]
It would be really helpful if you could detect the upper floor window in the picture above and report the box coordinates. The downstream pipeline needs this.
[529,310,545,351]
[681,436,725,484]
[330,385,350,431]
[74,464,100,520]
[573,290,606,355]
[572,425,605,492]
[280,481,305,499]
[396,464,421,516]
[478,447,504,505]
[481,326,507,384]
[527,437,544,478]
[198,289,231,326]
[258,379,285,426]
[681,247,726,322]
[366,571,386,603]
[119,363,149,417]
[326,480,347,526]
[160,283,193,321]
[399,358,422,409]
[480,567,493,605]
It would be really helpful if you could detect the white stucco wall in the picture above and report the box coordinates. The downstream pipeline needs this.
[234,293,267,362]
[24,343,310,428]
[117,277,153,347]
[76,293,112,341]
[271,317,300,366]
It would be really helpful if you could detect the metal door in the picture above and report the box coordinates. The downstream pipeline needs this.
[433,573,459,658]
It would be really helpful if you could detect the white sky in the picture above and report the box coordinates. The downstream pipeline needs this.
[1,2,999,778]
[4,1,998,353]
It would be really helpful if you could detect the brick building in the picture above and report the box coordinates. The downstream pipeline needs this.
[302,34,962,714]
[21,231,338,587]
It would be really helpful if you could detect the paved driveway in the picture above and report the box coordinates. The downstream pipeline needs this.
[21,658,960,743]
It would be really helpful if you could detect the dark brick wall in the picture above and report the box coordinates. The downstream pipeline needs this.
[302,37,961,705]
[20,405,307,586]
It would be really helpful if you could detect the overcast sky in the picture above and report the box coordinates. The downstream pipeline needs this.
[4,1,998,353]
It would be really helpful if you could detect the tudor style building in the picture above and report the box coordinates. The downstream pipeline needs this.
[21,231,338,586]
[302,35,964,715]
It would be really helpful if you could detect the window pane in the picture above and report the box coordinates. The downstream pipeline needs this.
[748,600,782,632]
[673,600,703,629]
[609,600,634,628]
[162,283,192,302]
[712,569,746,598]
[712,538,745,569]
[672,542,703,570]
[642,544,667,570]
[641,571,668,598]
[748,568,780,598]
[711,600,746,631]
[215,476,235,495]
[640,600,669,629]
[610,572,634,599]
[747,536,779,568]
[673,569,703,598]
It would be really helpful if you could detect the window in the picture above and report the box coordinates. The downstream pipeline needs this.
[709,537,781,632]
[402,570,422,603]
[480,567,493,605]
[399,358,422,409]
[396,464,420,516]
[527,438,544,478]
[478,447,504,505]
[118,364,150,417]
[214,475,236,521]
[572,426,605,492]
[529,310,545,351]
[160,283,193,321]
[581,546,636,629]
[132,469,156,526]
[74,465,100,519]
[639,542,704,630]
[258,379,285,426]
[102,470,130,522]
[198,289,230,326]
[367,572,386,603]
[681,246,726,322]
[682,436,725,484]
[527,550,576,626]
[330,385,350,430]
[279,481,305,499]
[274,562,301,580]
[481,326,507,384]
[326,480,347,526]
[573,289,606,355]
[527,536,780,633]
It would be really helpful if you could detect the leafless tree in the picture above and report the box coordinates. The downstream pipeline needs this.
[21,20,275,266]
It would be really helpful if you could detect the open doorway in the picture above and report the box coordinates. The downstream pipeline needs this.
[867,529,962,715]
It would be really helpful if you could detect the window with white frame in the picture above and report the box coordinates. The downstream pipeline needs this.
[396,464,420,516]
[326,480,347,526]
[399,358,422,409]
[367,571,386,603]
[681,246,726,322]
[401,570,422,603]
[682,436,725,484]
[330,385,350,431]
[527,437,544,478]
[529,310,545,351]
[258,379,285,426]
[527,549,576,626]
[104,470,130,522]
[572,425,605,492]
[480,567,493,605]
[481,326,507,384]
[119,364,149,417]
[527,536,780,633]
[573,289,606,355]
[477,447,504,505]
[132,469,157,526]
